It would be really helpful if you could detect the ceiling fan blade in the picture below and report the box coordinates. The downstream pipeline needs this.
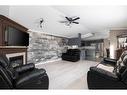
[65,17,71,21]
[59,21,68,23]
[73,17,80,21]
[73,22,79,24]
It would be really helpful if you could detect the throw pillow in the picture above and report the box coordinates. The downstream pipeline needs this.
[120,51,127,61]
[119,66,126,73]
[97,64,114,72]
[114,54,127,75]
[123,55,127,66]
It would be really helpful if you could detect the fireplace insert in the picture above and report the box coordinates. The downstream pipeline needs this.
[9,55,23,68]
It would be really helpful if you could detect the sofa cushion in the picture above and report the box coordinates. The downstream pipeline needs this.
[121,53,127,61]
[123,55,127,66]
[90,67,119,81]
[120,51,127,60]
[121,68,127,83]
[114,54,127,76]
[119,66,126,74]
[116,51,127,66]
[97,64,114,73]
[116,51,127,67]
[67,49,80,55]
[0,54,9,68]
[6,67,19,81]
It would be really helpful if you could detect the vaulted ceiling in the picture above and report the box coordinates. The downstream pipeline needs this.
[0,6,127,40]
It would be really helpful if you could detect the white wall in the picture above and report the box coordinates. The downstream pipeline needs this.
[0,6,10,17]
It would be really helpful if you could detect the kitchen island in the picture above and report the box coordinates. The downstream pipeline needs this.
[78,46,96,60]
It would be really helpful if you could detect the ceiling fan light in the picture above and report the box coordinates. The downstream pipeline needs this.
[81,33,94,38]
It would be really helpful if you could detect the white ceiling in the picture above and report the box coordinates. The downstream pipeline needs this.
[53,6,127,40]
[0,6,127,40]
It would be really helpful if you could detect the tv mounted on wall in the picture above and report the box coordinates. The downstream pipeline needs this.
[5,26,29,46]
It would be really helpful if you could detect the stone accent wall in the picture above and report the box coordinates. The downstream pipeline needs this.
[27,31,68,64]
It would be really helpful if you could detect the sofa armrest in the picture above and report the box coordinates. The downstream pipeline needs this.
[15,69,46,88]
[73,53,80,56]
[14,63,35,74]
[90,67,119,81]
[103,58,117,66]
[62,53,67,55]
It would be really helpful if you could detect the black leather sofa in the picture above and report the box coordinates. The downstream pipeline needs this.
[61,49,80,62]
[0,54,49,89]
[87,51,127,89]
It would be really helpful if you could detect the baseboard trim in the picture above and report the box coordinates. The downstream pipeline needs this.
[35,58,62,66]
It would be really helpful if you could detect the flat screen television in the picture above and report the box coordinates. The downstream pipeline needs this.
[5,26,29,46]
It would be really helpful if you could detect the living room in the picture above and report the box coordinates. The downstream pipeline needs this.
[1,3,127,92]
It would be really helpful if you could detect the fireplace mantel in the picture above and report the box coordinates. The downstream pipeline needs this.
[6,52,26,66]
[0,46,27,48]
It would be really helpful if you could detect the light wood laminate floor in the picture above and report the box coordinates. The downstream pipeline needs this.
[36,60,98,89]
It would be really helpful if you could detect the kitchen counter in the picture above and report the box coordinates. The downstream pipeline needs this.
[78,46,96,50]
[78,46,96,60]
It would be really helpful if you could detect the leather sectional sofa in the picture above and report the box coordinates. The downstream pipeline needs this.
[0,54,49,89]
[62,49,80,62]
[87,51,127,89]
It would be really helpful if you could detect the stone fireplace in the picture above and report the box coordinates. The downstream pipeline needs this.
[6,52,26,67]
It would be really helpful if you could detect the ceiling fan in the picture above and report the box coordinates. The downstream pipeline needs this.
[60,16,80,26]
